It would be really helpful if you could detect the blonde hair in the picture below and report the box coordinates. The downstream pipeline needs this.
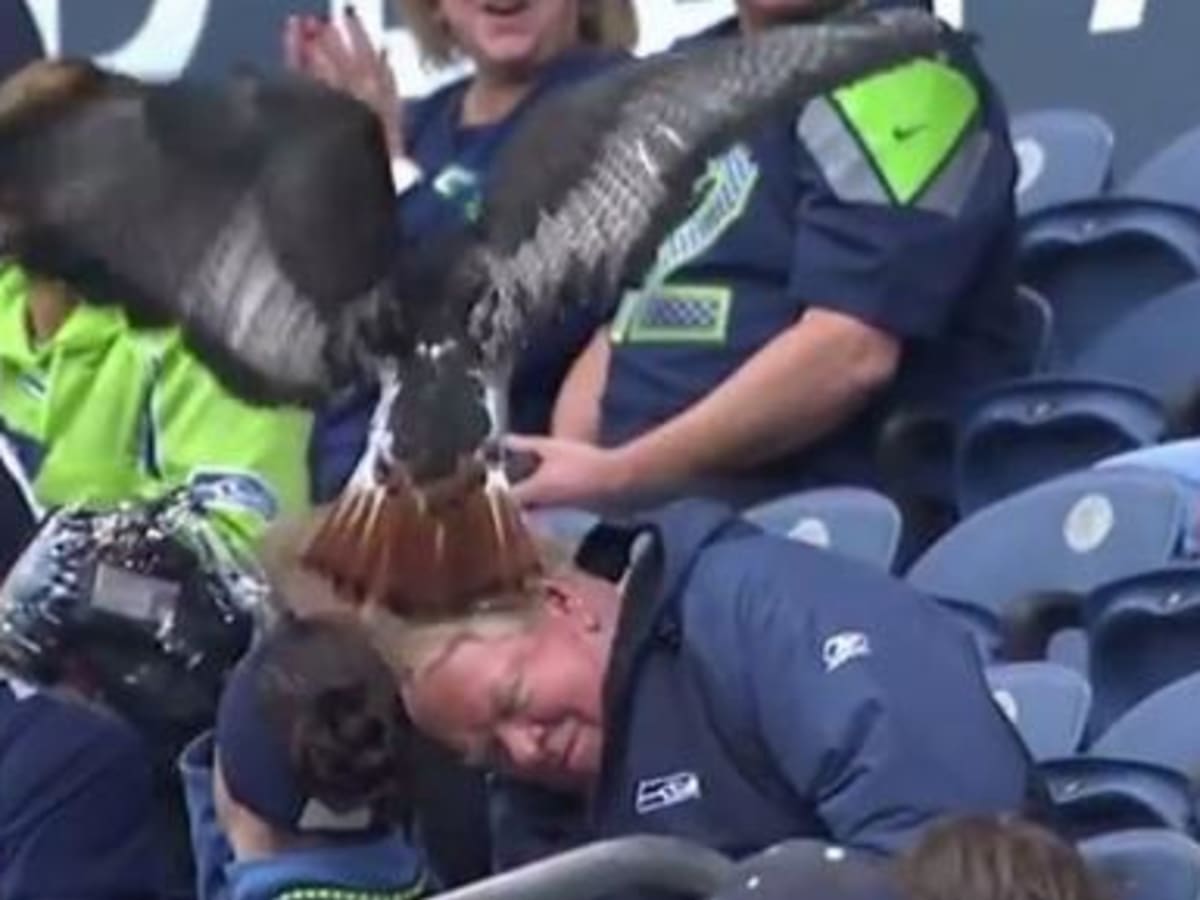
[396,0,639,68]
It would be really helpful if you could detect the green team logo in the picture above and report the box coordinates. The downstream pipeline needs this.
[433,165,483,222]
[646,143,760,285]
[611,144,758,346]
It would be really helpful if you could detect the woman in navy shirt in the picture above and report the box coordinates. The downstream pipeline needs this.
[286,1,638,500]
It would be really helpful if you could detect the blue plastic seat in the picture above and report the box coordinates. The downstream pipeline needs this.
[1081,829,1200,900]
[1086,567,1200,736]
[709,840,893,900]
[954,376,1167,514]
[1010,109,1115,216]
[743,487,902,571]
[1101,439,1200,496]
[908,469,1190,624]
[1072,279,1200,411]
[1041,758,1198,840]
[986,662,1091,761]
[1089,672,1200,779]
[1019,199,1200,366]
[1120,124,1200,214]
[954,277,1200,513]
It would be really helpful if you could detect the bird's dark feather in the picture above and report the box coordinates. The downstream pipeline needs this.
[0,63,397,405]
[465,8,944,364]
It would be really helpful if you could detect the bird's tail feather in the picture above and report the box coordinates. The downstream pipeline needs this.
[300,460,541,619]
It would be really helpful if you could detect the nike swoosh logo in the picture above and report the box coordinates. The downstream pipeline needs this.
[893,124,928,142]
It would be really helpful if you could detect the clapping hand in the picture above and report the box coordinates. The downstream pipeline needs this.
[283,6,405,156]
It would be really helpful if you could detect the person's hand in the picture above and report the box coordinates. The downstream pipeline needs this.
[506,435,632,509]
[283,7,405,156]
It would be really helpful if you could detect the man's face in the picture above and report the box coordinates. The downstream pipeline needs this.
[437,0,581,76]
[401,578,612,790]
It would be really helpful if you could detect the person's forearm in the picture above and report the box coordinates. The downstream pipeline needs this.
[551,328,610,442]
[612,310,899,494]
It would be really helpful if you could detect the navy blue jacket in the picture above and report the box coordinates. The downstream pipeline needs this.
[493,501,1044,871]
[0,679,165,899]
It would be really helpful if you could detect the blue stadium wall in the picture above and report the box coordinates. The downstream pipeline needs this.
[25,0,1200,176]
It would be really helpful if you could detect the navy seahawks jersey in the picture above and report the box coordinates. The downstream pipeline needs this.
[600,2,1022,502]
[403,48,629,435]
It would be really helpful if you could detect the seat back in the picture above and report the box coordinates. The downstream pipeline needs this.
[708,840,896,900]
[434,836,733,900]
[1100,439,1200,495]
[1090,672,1200,778]
[1081,830,1200,900]
[954,376,1168,514]
[1019,199,1200,364]
[1011,109,1115,216]
[1087,566,1200,736]
[1069,279,1200,412]
[743,487,902,571]
[1041,758,1198,841]
[907,469,1189,619]
[986,662,1091,761]
[1120,124,1200,213]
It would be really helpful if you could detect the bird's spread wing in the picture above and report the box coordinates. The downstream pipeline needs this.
[0,61,398,404]
[461,7,943,362]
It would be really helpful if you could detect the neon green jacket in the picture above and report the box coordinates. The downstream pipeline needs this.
[0,263,312,552]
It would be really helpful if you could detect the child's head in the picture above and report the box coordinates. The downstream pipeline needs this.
[898,815,1110,900]
[213,615,412,858]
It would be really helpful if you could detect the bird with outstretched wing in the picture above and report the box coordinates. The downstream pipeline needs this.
[0,8,942,618]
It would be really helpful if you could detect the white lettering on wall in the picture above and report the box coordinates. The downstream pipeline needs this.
[1089,0,1148,33]
[27,0,211,76]
[936,0,1147,33]
[21,0,1154,87]
[933,0,964,28]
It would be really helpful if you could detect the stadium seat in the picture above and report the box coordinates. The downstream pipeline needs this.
[1086,566,1200,736]
[1089,672,1200,779]
[1080,829,1200,900]
[954,376,1167,514]
[1041,758,1198,840]
[1071,279,1200,414]
[907,469,1191,625]
[1120,124,1200,213]
[1010,109,1115,216]
[743,487,902,571]
[1019,199,1200,366]
[953,278,1200,512]
[1101,439,1200,494]
[986,662,1091,760]
[708,840,893,900]
[432,836,733,900]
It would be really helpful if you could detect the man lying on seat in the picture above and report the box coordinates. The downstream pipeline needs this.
[267,494,1051,875]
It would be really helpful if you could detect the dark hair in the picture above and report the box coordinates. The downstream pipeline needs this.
[256,617,413,827]
[898,816,1112,900]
